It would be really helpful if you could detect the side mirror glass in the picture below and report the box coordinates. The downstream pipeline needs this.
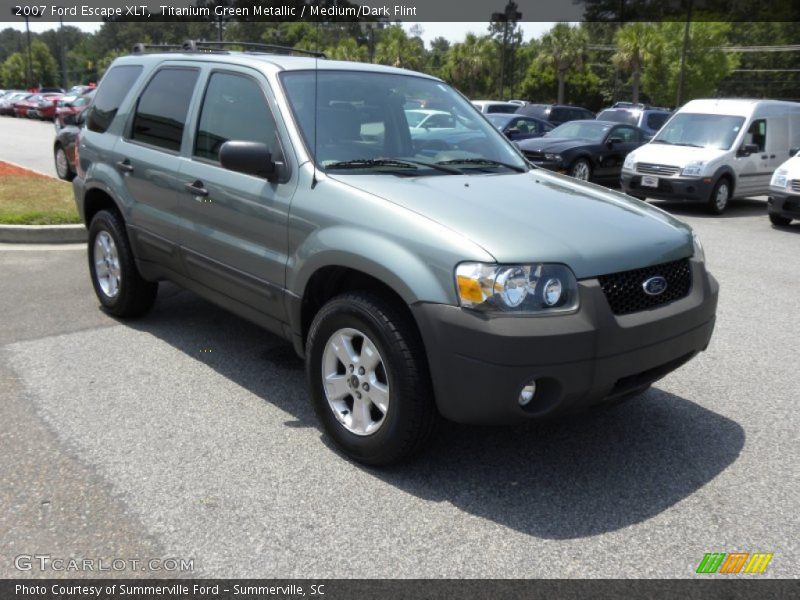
[739,143,759,156]
[220,141,276,180]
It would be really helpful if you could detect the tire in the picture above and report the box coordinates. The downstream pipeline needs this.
[708,177,731,214]
[769,213,792,227]
[87,210,158,318]
[306,291,438,466]
[569,158,592,181]
[54,144,74,181]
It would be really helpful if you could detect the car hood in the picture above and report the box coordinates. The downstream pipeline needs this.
[330,170,693,279]
[516,137,594,153]
[630,143,729,166]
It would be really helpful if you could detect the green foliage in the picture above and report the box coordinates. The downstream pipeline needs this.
[1,52,27,89]
[612,23,660,103]
[442,33,498,99]
[325,37,368,62]
[373,25,425,71]
[536,23,588,104]
[30,40,58,87]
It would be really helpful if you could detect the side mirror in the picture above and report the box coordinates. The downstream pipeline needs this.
[62,113,77,126]
[739,143,759,156]
[790,146,800,157]
[607,137,623,146]
[505,128,520,138]
[219,141,276,180]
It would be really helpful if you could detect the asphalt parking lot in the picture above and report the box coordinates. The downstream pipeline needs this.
[1,118,799,579]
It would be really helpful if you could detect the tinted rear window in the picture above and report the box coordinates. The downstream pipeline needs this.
[646,112,669,130]
[87,65,142,134]
[597,109,639,126]
[131,68,199,151]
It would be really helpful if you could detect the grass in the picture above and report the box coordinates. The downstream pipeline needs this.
[0,162,81,225]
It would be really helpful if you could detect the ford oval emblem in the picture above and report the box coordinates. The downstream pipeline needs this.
[643,276,668,296]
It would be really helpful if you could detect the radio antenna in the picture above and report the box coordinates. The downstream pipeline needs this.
[311,21,320,189]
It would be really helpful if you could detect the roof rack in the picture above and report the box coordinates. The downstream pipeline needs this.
[131,40,326,59]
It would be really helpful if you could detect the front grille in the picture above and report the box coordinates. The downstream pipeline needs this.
[636,162,680,176]
[598,258,692,316]
[790,179,800,192]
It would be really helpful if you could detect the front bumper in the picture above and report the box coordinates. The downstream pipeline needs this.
[412,258,718,424]
[622,172,714,201]
[768,189,800,220]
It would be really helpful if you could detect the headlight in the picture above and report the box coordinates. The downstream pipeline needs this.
[692,232,705,263]
[623,154,635,171]
[770,169,788,189]
[544,153,562,162]
[681,161,706,177]
[456,262,579,313]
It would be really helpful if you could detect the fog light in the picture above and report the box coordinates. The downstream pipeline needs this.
[519,381,537,406]
[542,278,563,306]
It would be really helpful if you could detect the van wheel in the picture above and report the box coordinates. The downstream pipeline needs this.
[306,291,437,466]
[54,144,74,181]
[708,178,731,214]
[769,213,792,227]
[88,210,158,318]
[570,158,592,181]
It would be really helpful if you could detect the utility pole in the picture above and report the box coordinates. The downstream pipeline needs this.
[491,1,522,100]
[58,9,67,88]
[676,0,693,107]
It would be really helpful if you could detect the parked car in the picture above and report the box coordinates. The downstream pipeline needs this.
[55,89,95,129]
[596,102,671,137]
[471,100,520,114]
[29,93,64,120]
[0,92,32,116]
[767,147,800,226]
[405,109,457,130]
[515,103,596,126]
[516,120,649,182]
[621,99,800,213]
[485,113,554,142]
[54,107,87,180]
[73,43,718,465]
[38,86,65,94]
[13,94,44,118]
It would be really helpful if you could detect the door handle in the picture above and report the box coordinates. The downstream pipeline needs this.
[760,155,768,159]
[116,159,134,173]
[185,180,209,197]
[770,154,776,159]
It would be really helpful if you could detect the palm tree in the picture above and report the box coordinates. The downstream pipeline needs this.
[612,23,659,104]
[443,34,496,98]
[536,23,587,104]
[374,25,425,71]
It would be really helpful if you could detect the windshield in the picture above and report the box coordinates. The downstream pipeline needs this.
[280,70,527,175]
[547,121,611,141]
[486,114,513,128]
[597,109,638,126]
[652,113,745,150]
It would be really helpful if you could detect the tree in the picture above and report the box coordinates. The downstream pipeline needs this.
[30,40,58,87]
[1,52,27,88]
[373,25,425,71]
[325,37,368,62]
[443,33,497,98]
[612,23,659,104]
[536,23,587,104]
[641,22,738,107]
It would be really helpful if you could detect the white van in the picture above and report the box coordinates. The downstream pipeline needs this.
[621,99,800,213]
[767,148,800,226]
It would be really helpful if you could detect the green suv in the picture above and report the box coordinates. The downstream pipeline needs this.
[73,42,718,465]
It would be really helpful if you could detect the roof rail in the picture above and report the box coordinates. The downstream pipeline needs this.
[131,40,326,59]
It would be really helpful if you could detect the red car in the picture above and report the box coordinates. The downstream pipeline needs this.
[30,93,64,120]
[54,89,95,129]
[13,94,43,118]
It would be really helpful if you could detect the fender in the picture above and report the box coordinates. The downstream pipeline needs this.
[709,164,737,196]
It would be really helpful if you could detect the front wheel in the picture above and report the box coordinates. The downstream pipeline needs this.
[88,210,158,318]
[708,178,731,214]
[54,144,74,181]
[569,158,592,181]
[306,292,437,466]
[769,213,792,227]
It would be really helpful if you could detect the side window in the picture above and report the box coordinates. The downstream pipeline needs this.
[550,108,567,123]
[131,68,199,152]
[194,72,278,162]
[613,126,638,142]
[87,65,142,133]
[646,112,669,131]
[744,119,767,152]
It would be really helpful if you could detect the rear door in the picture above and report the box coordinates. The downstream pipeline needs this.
[735,118,770,197]
[113,64,201,273]
[177,67,298,324]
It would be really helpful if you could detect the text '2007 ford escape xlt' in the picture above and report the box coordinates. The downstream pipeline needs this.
[73,41,718,465]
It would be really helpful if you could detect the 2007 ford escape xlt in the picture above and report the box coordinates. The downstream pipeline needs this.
[73,42,718,465]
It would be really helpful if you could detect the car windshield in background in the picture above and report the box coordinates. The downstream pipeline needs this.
[547,121,611,141]
[596,109,638,126]
[280,70,527,175]
[652,113,745,150]
[486,114,514,128]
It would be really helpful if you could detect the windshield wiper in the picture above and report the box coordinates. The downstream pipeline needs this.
[674,142,704,148]
[435,158,527,173]
[324,158,461,174]
[650,139,673,144]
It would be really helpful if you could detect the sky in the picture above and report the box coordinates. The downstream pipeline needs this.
[0,21,557,46]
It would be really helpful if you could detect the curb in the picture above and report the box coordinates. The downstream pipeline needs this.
[0,224,87,244]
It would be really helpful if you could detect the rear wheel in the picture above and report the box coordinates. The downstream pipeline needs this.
[306,291,437,466]
[54,144,74,181]
[88,210,158,318]
[769,213,792,227]
[708,177,731,214]
[570,158,592,181]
